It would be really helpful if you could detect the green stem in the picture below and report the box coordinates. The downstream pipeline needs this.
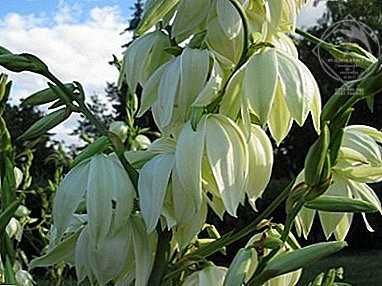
[295,28,375,69]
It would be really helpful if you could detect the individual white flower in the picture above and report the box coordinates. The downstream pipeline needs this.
[296,125,382,240]
[181,265,227,286]
[53,153,136,247]
[75,214,157,286]
[221,47,321,145]
[176,114,273,218]
[119,30,172,92]
[137,47,223,135]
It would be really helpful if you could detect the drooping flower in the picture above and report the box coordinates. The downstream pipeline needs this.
[221,47,321,145]
[119,30,172,93]
[52,154,136,245]
[296,125,382,240]
[137,47,223,135]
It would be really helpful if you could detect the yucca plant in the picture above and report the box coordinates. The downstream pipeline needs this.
[1,0,382,285]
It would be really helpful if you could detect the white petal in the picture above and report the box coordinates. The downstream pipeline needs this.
[246,125,274,209]
[175,120,206,213]
[216,0,242,39]
[268,80,293,145]
[86,154,113,247]
[205,115,248,216]
[53,160,90,237]
[139,153,174,232]
[245,49,278,124]
[130,215,158,286]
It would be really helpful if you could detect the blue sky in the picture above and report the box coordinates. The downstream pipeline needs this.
[1,0,136,21]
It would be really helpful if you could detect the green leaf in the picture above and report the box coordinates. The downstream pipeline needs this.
[136,0,180,35]
[21,83,75,107]
[254,241,347,285]
[305,196,378,213]
[19,108,70,140]
[0,199,21,233]
[73,136,110,166]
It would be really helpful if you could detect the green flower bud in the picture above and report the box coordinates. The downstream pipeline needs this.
[0,50,49,75]
[19,108,71,140]
[305,196,379,213]
[21,83,75,107]
[224,248,254,286]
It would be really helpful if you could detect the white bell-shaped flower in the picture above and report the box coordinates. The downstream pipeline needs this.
[119,30,172,92]
[138,47,223,135]
[221,47,321,145]
[53,153,136,247]
[296,125,382,240]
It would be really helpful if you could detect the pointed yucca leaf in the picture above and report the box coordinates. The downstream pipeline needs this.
[30,230,81,269]
[139,153,174,232]
[244,48,278,124]
[73,136,110,166]
[53,160,90,237]
[130,215,157,286]
[0,198,21,233]
[305,196,378,213]
[19,108,70,140]
[86,154,114,248]
[21,83,75,107]
[255,241,347,285]
[175,120,205,213]
[136,0,181,35]
[224,248,253,286]
[0,52,49,75]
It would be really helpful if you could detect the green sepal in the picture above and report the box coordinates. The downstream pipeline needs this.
[19,108,70,140]
[304,124,330,186]
[253,241,347,285]
[0,51,49,75]
[73,136,111,166]
[305,196,378,213]
[21,83,75,107]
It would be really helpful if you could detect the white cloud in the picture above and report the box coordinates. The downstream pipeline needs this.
[0,4,132,146]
